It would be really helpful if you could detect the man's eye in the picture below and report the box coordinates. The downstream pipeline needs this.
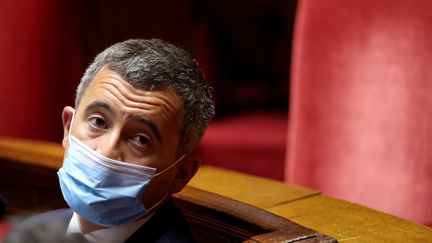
[89,116,107,129]
[131,134,151,147]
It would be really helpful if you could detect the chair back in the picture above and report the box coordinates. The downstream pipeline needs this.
[286,0,432,225]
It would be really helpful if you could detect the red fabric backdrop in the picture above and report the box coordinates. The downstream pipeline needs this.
[0,0,84,142]
[0,0,192,143]
[286,0,432,225]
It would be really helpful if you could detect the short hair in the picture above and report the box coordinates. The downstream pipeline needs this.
[75,39,215,154]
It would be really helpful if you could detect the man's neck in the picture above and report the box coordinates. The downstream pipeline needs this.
[77,214,106,234]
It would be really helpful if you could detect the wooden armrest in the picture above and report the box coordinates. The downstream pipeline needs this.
[0,137,63,169]
[174,186,335,242]
[0,137,66,214]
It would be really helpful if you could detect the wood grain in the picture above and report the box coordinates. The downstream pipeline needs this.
[1,137,431,242]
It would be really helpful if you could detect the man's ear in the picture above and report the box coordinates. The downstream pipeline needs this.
[171,150,201,193]
[61,106,75,149]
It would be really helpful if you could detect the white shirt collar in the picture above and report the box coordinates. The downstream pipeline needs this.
[66,212,153,243]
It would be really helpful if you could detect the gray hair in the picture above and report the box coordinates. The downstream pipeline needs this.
[75,39,215,154]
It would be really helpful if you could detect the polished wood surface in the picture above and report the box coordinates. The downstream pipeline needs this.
[191,166,432,242]
[188,166,319,209]
[0,137,431,242]
[0,137,63,169]
[173,186,334,242]
[0,138,66,213]
[267,195,432,242]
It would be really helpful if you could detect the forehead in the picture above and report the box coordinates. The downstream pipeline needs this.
[77,67,184,129]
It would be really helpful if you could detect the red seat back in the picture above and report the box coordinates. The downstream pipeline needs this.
[286,0,432,225]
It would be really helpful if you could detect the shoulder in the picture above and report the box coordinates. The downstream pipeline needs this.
[126,200,196,243]
[5,209,73,243]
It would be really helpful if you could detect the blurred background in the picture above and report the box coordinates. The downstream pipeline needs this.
[0,0,296,181]
[1,0,432,227]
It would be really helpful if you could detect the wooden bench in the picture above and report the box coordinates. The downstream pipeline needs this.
[0,137,335,242]
[1,137,432,242]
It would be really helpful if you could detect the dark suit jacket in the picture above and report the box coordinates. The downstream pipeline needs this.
[5,199,196,243]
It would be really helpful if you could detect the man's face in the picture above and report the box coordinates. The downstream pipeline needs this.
[61,66,197,210]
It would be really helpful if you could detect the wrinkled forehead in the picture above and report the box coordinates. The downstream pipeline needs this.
[79,65,182,106]
[80,67,183,113]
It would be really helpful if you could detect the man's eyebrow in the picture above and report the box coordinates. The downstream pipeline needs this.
[83,101,162,142]
[84,101,114,115]
[133,116,162,143]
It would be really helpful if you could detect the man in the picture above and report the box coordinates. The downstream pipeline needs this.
[6,38,215,242]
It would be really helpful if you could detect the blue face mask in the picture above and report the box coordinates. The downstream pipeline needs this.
[57,134,186,227]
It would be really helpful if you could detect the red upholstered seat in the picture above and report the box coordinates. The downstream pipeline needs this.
[286,0,432,226]
[199,111,287,181]
[0,222,13,242]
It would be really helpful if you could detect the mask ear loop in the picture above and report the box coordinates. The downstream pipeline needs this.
[153,153,188,178]
[140,191,170,218]
[141,153,188,217]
